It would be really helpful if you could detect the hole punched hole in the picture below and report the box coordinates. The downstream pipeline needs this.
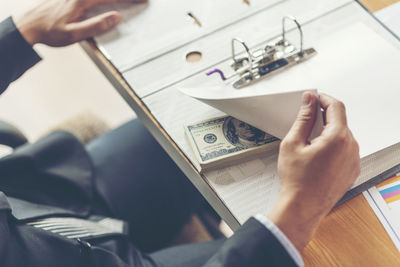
[186,51,202,63]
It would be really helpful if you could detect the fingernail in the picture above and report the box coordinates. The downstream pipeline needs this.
[302,93,311,106]
[106,16,119,27]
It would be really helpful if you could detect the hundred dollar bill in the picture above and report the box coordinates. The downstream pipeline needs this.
[185,116,280,172]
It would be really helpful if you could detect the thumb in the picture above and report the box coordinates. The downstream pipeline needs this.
[66,11,121,42]
[285,92,318,145]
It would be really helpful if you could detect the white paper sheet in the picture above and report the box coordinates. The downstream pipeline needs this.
[205,152,282,224]
[180,88,324,140]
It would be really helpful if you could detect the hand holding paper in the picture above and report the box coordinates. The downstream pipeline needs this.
[180,86,324,140]
[268,92,361,251]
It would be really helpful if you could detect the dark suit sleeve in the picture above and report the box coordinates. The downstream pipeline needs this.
[204,217,298,267]
[0,17,41,93]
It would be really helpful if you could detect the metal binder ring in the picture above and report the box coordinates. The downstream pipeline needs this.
[282,16,304,54]
[231,38,253,71]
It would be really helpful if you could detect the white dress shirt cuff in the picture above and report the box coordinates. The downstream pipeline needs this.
[254,214,304,267]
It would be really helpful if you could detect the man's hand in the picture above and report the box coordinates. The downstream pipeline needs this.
[268,92,360,251]
[14,0,146,47]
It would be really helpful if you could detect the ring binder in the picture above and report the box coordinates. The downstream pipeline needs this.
[206,16,317,89]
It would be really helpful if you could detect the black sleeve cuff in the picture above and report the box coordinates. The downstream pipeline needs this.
[205,218,298,267]
[0,17,41,93]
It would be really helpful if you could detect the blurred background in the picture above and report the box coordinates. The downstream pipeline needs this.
[0,0,135,143]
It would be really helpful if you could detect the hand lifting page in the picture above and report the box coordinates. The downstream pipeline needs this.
[180,88,324,141]
[181,22,400,160]
[181,20,400,204]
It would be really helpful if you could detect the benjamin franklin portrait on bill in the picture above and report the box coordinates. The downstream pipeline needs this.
[223,117,278,148]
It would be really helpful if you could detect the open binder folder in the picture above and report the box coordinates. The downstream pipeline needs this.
[88,0,400,225]
[181,19,400,207]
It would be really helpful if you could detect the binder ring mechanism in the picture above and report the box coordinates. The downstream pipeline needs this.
[206,16,317,89]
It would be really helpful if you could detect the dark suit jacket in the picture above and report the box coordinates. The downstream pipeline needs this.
[0,17,297,266]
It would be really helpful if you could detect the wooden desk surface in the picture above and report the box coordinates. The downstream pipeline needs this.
[83,1,400,266]
[361,0,399,11]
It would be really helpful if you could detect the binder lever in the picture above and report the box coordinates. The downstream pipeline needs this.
[227,16,317,89]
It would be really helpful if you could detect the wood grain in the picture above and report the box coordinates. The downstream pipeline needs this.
[360,0,399,12]
[303,196,400,266]
[84,0,400,265]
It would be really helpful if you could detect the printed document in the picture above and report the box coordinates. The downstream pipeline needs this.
[364,174,400,253]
